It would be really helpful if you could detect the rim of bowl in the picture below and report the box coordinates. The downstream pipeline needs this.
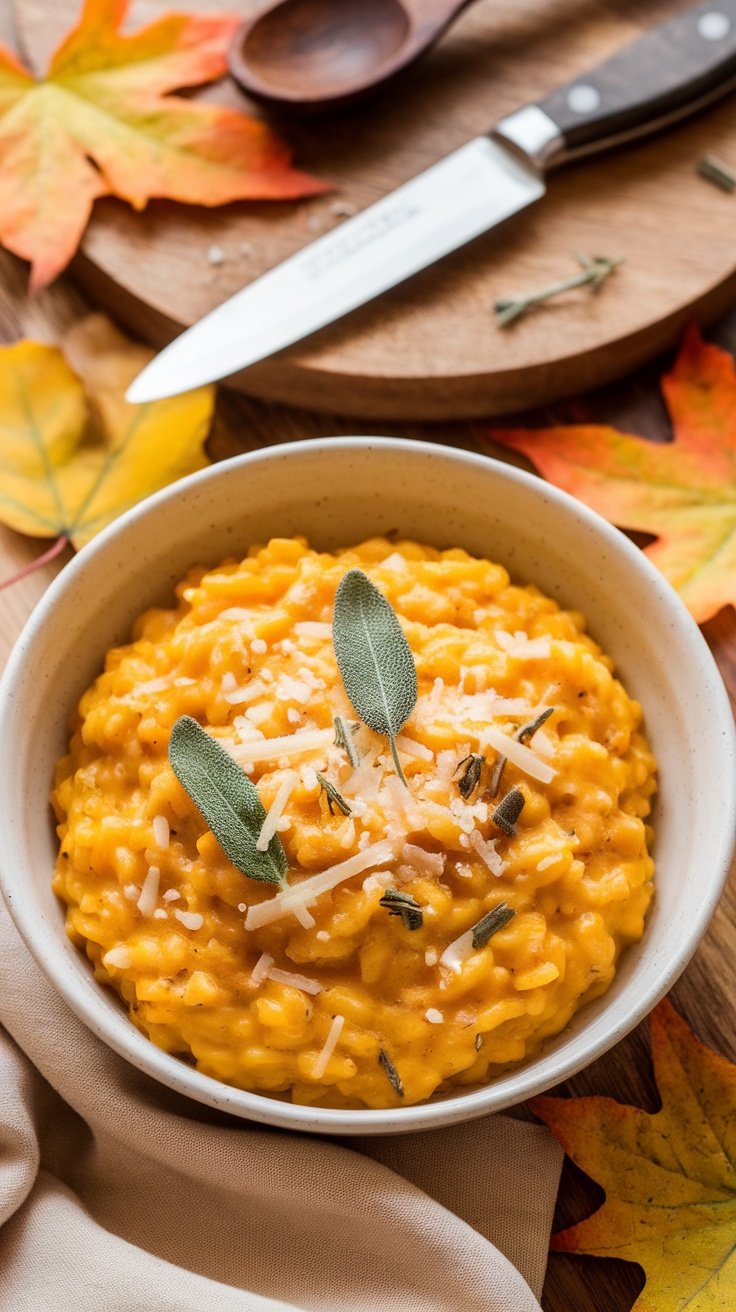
[1,436,734,1134]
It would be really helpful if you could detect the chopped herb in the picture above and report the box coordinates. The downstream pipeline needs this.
[332,569,418,786]
[516,706,554,743]
[491,786,525,837]
[698,154,736,193]
[455,753,485,801]
[471,901,516,949]
[168,715,288,886]
[379,888,423,931]
[316,772,352,816]
[334,714,361,768]
[379,1047,405,1097]
[488,753,507,798]
[495,254,621,327]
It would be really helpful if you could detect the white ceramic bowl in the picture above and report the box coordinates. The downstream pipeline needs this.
[1,438,734,1135]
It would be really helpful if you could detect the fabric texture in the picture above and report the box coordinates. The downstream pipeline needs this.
[0,904,562,1311]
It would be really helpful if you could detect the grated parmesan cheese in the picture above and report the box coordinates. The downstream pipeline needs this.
[152,815,170,849]
[153,908,168,920]
[251,637,268,655]
[245,840,394,929]
[136,866,160,916]
[401,844,444,878]
[256,770,297,852]
[221,672,237,693]
[174,909,204,931]
[468,830,505,877]
[275,675,312,704]
[250,951,274,985]
[162,888,181,903]
[226,728,334,766]
[287,708,301,725]
[439,928,475,975]
[123,883,139,902]
[425,1008,444,1024]
[223,680,267,706]
[315,930,330,942]
[482,725,556,784]
[293,903,316,929]
[425,948,439,966]
[395,735,434,762]
[267,967,322,995]
[313,1014,345,1077]
[294,621,331,638]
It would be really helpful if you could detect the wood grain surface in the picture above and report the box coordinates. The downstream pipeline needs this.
[0,240,735,1311]
[12,0,736,417]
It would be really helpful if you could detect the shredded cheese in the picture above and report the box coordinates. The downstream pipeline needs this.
[226,728,334,765]
[439,928,475,975]
[293,903,316,929]
[256,770,297,852]
[401,843,444,878]
[136,866,160,916]
[313,1014,345,1077]
[152,815,170,849]
[395,735,434,762]
[482,725,556,784]
[250,951,274,985]
[267,967,322,995]
[174,909,204,931]
[244,840,394,929]
[294,621,331,638]
[468,830,505,877]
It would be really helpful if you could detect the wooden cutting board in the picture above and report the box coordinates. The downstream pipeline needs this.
[15,0,736,418]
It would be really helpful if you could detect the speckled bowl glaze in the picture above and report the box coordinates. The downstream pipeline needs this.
[1,438,734,1135]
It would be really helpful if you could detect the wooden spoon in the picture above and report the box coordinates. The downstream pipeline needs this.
[228,0,477,111]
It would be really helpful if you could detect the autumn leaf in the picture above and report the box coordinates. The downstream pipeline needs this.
[0,313,213,589]
[0,0,325,289]
[486,327,736,623]
[531,1000,736,1311]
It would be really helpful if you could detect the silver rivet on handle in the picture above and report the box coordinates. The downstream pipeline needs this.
[566,84,602,114]
[697,12,732,40]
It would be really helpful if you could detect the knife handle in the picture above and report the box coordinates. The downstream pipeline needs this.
[495,1,736,170]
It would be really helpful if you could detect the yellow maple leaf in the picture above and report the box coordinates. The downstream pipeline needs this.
[0,314,213,565]
[531,1000,736,1311]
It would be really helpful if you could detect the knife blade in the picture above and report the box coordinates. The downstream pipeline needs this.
[127,1,736,403]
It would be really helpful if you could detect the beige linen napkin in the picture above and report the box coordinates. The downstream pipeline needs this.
[0,904,562,1311]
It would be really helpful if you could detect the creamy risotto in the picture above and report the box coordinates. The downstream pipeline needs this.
[52,537,656,1109]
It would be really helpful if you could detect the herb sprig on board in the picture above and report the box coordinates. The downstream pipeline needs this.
[169,715,288,886]
[332,568,418,785]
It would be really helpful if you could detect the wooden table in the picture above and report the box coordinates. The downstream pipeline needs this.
[1,248,734,1312]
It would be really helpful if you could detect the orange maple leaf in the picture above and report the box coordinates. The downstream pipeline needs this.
[486,327,736,624]
[531,1000,736,1312]
[0,0,326,289]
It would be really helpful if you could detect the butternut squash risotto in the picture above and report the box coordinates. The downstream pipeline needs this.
[52,537,656,1109]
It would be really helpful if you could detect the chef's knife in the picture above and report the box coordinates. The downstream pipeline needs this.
[127,2,736,403]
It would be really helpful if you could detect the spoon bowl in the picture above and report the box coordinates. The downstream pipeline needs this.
[229,0,473,110]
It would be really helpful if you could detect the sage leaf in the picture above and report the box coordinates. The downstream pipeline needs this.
[471,902,515,949]
[378,1047,405,1097]
[332,569,417,785]
[169,715,288,886]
